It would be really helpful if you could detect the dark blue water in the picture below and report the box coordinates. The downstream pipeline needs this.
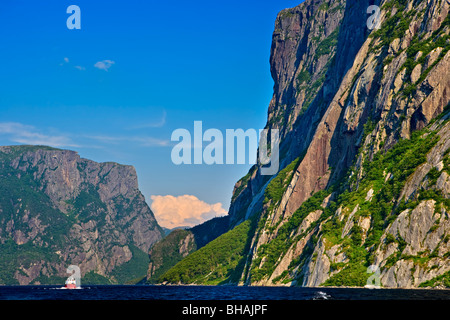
[0,285,448,300]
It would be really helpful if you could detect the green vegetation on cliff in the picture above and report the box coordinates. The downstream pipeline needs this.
[262,117,445,286]
[263,156,302,216]
[147,229,196,284]
[251,190,332,283]
[111,245,150,284]
[146,216,230,284]
[320,123,442,286]
[419,271,450,288]
[158,219,255,285]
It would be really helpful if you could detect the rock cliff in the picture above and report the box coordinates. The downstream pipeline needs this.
[242,0,450,288]
[156,0,450,288]
[146,216,229,283]
[0,145,163,285]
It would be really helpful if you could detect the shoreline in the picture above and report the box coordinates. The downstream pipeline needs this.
[0,283,448,290]
[150,283,450,290]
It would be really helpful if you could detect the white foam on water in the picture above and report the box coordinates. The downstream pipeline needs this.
[312,291,331,300]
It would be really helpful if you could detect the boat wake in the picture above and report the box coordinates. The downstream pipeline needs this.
[44,286,83,290]
[312,291,332,300]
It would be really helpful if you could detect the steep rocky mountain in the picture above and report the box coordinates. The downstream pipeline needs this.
[146,216,229,283]
[0,145,163,285]
[155,0,450,288]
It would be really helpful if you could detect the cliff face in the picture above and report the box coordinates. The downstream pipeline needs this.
[228,0,370,227]
[0,145,163,285]
[243,0,450,288]
[157,0,450,288]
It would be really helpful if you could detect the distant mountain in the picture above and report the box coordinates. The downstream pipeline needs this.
[0,145,163,285]
[154,0,450,288]
[162,226,190,236]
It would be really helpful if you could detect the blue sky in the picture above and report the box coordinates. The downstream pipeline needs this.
[0,0,303,228]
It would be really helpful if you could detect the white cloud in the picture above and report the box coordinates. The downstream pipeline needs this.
[0,122,77,148]
[0,122,170,150]
[94,60,115,71]
[150,195,227,229]
[129,110,167,129]
[134,136,170,147]
[84,134,170,147]
[60,57,70,66]
[74,65,86,71]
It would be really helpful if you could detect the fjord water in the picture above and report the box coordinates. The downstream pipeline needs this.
[0,285,448,300]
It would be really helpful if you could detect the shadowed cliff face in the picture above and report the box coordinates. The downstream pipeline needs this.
[0,145,163,285]
[228,0,352,227]
[156,0,450,288]
[231,0,449,230]
[281,0,377,221]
